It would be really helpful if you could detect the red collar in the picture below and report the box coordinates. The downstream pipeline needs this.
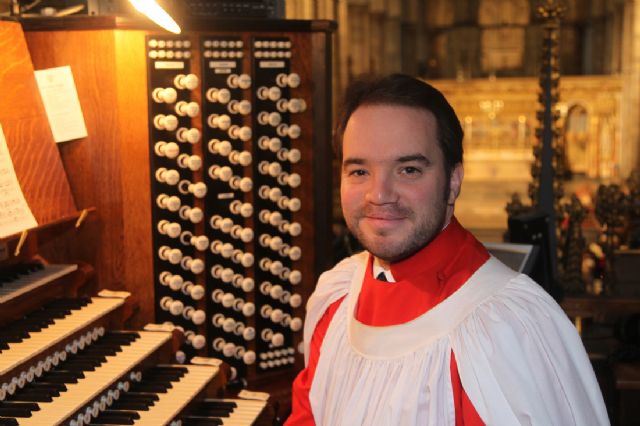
[368,216,470,282]
[358,217,489,326]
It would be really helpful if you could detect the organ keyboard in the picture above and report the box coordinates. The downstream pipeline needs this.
[117,364,217,426]
[14,331,171,426]
[0,264,78,304]
[177,398,268,425]
[0,289,270,426]
[0,297,125,379]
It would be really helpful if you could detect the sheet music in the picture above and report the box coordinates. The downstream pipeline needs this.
[0,123,38,238]
[34,65,88,143]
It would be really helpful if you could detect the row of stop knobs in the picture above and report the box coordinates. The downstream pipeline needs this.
[151,67,304,366]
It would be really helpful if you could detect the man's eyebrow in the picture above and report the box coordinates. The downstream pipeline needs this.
[342,158,365,167]
[342,154,431,167]
[396,154,430,164]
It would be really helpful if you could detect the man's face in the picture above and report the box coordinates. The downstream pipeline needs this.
[340,104,463,263]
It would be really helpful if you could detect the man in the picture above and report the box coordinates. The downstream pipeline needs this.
[286,74,609,425]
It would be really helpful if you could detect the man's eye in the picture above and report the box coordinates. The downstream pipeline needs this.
[348,169,367,177]
[401,166,421,175]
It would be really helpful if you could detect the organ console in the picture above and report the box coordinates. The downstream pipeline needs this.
[4,14,336,420]
[0,18,275,425]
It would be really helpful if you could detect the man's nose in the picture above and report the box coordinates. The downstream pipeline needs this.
[364,173,397,205]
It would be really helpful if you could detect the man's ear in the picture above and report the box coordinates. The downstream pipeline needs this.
[447,163,464,205]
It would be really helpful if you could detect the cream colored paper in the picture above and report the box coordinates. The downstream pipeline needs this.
[34,65,88,143]
[0,123,38,238]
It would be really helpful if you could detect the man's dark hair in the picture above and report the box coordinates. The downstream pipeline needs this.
[334,73,464,178]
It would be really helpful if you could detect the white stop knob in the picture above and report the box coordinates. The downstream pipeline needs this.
[209,139,232,156]
[191,310,206,325]
[289,269,302,285]
[167,248,183,264]
[243,327,255,341]
[222,317,236,333]
[161,168,180,186]
[206,87,231,103]
[288,246,302,261]
[239,202,253,217]
[190,258,205,274]
[230,125,252,141]
[221,293,235,308]
[223,342,236,357]
[175,101,200,117]
[236,151,253,166]
[183,206,203,223]
[288,73,301,88]
[192,235,209,251]
[287,197,302,212]
[220,217,234,232]
[290,317,303,331]
[240,252,254,268]
[270,308,284,323]
[288,148,302,163]
[241,277,254,292]
[191,334,206,349]
[236,100,252,115]
[235,73,251,89]
[169,300,183,316]
[287,173,302,188]
[242,302,255,317]
[175,73,199,90]
[190,182,207,198]
[189,284,205,300]
[163,272,181,290]
[243,350,256,365]
[221,267,234,283]
[208,114,231,130]
[269,284,284,299]
[239,227,254,243]
[289,293,302,308]
[153,87,177,103]
[271,332,284,347]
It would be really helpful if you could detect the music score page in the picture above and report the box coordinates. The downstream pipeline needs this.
[0,123,37,238]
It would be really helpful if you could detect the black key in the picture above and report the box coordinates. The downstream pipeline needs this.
[181,416,223,426]
[102,410,140,420]
[0,416,19,425]
[117,394,158,403]
[23,382,66,393]
[39,371,84,383]
[0,406,33,417]
[88,412,137,425]
[191,409,231,417]
[202,400,237,409]
[109,400,152,411]
[8,390,54,402]
[0,401,39,412]
[128,383,171,393]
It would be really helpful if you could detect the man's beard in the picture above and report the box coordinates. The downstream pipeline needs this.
[347,196,448,263]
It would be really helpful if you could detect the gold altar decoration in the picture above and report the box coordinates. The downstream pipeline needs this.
[432,75,621,182]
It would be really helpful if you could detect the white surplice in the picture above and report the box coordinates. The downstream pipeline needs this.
[304,252,610,426]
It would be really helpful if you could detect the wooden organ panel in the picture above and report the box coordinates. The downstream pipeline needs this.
[22,16,334,405]
[0,18,76,227]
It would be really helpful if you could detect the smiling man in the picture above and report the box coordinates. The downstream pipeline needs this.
[286,74,609,426]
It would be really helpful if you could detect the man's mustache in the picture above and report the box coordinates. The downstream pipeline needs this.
[357,205,412,219]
